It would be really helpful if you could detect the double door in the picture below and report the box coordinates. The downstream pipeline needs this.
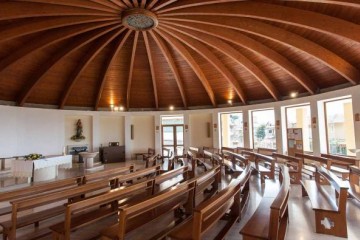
[162,125,184,156]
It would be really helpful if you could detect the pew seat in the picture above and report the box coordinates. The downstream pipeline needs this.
[301,165,348,238]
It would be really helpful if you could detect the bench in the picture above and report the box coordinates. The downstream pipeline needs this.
[273,153,303,184]
[321,153,357,180]
[295,153,329,179]
[197,150,215,171]
[221,148,245,173]
[193,166,221,206]
[50,179,155,240]
[346,165,360,203]
[168,164,252,240]
[114,164,161,187]
[135,148,155,161]
[83,165,134,184]
[0,176,83,218]
[154,166,189,192]
[145,154,159,168]
[243,150,275,184]
[240,165,290,240]
[2,179,111,239]
[257,147,277,156]
[100,180,196,240]
[301,164,348,237]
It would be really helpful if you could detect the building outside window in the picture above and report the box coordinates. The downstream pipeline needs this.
[324,98,355,156]
[285,105,313,152]
[220,112,244,148]
[251,109,276,149]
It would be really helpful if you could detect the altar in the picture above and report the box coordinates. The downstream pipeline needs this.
[11,155,72,182]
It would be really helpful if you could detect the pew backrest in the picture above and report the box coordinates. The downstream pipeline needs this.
[83,165,134,184]
[321,153,356,168]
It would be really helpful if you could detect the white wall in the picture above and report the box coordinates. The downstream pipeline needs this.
[189,113,213,147]
[99,116,125,147]
[0,85,359,159]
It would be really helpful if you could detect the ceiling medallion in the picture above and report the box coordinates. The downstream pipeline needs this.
[122,8,158,31]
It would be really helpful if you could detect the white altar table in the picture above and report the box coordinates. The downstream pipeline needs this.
[11,155,72,182]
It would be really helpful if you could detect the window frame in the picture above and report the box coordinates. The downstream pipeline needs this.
[251,108,276,150]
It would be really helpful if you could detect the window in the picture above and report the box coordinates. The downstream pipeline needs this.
[324,98,355,156]
[252,109,276,149]
[220,112,244,148]
[286,105,313,152]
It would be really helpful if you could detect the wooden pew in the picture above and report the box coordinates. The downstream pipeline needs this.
[197,150,214,171]
[193,166,221,206]
[346,165,360,203]
[295,153,330,179]
[240,165,290,240]
[1,180,111,240]
[154,166,189,192]
[0,176,83,218]
[301,164,348,238]
[100,180,196,240]
[273,153,303,184]
[135,148,155,161]
[50,179,155,240]
[221,148,245,173]
[168,164,252,240]
[257,147,277,156]
[114,164,161,187]
[321,153,356,180]
[243,150,275,184]
[235,147,254,154]
[145,154,159,168]
[83,165,134,184]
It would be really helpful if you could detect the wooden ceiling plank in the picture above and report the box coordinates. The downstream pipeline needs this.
[132,0,139,7]
[155,28,217,107]
[160,16,360,85]
[143,31,159,109]
[89,0,123,10]
[161,20,318,94]
[149,30,188,108]
[162,23,279,101]
[14,0,119,13]
[0,20,121,76]
[107,0,128,9]
[159,2,360,43]
[152,0,178,12]
[126,31,139,109]
[159,25,248,103]
[146,0,160,9]
[0,1,114,21]
[17,25,122,106]
[0,16,119,44]
[95,30,133,110]
[122,0,134,8]
[59,28,125,109]
[284,0,360,8]
[140,0,147,8]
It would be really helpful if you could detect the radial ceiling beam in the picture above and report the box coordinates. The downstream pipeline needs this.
[14,0,119,13]
[160,25,248,103]
[126,31,139,109]
[59,28,125,109]
[90,0,123,10]
[140,0,147,8]
[107,0,127,9]
[161,20,318,94]
[157,0,360,13]
[132,0,139,7]
[149,30,188,108]
[155,28,217,107]
[0,1,114,21]
[162,23,279,101]
[0,16,118,44]
[122,0,134,8]
[159,2,360,43]
[160,16,360,85]
[0,20,121,76]
[152,0,178,11]
[146,0,160,9]
[17,25,121,106]
[143,31,159,110]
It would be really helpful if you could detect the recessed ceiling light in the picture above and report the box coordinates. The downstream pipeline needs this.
[169,106,174,111]
[228,99,233,104]
[119,106,124,111]
[290,92,298,98]
[114,106,119,111]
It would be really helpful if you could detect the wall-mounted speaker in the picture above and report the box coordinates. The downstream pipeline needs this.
[131,124,134,140]
[207,122,211,138]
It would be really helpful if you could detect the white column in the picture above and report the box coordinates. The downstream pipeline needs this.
[351,88,360,158]
[274,106,282,153]
[243,110,251,148]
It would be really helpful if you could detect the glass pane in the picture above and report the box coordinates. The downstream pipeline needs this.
[176,126,184,145]
[286,105,312,152]
[325,98,355,156]
[176,146,184,156]
[221,112,244,148]
[161,115,184,125]
[252,109,276,149]
[163,126,174,145]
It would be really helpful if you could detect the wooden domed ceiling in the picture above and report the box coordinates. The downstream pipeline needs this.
[0,0,359,110]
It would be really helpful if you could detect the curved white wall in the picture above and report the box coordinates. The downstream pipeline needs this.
[0,85,359,159]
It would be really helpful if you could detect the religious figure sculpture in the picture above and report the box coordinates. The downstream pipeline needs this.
[71,119,85,141]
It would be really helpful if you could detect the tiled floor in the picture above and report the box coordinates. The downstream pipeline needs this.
[0,160,359,240]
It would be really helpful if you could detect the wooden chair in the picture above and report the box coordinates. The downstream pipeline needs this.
[240,165,290,240]
[301,164,349,237]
